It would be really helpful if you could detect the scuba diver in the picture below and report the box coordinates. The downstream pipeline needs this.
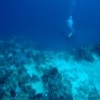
[66,0,77,38]
[67,15,74,38]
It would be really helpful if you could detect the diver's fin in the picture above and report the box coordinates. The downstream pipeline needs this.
[68,32,73,38]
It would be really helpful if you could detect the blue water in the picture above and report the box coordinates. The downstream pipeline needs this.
[0,0,100,50]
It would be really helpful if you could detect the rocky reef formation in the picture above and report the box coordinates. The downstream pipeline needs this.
[0,40,100,100]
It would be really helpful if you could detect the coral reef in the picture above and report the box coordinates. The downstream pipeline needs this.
[0,41,100,100]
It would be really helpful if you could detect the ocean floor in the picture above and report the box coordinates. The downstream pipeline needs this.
[0,40,100,100]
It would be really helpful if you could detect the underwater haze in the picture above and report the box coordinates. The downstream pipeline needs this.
[1,0,100,100]
[0,0,100,50]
